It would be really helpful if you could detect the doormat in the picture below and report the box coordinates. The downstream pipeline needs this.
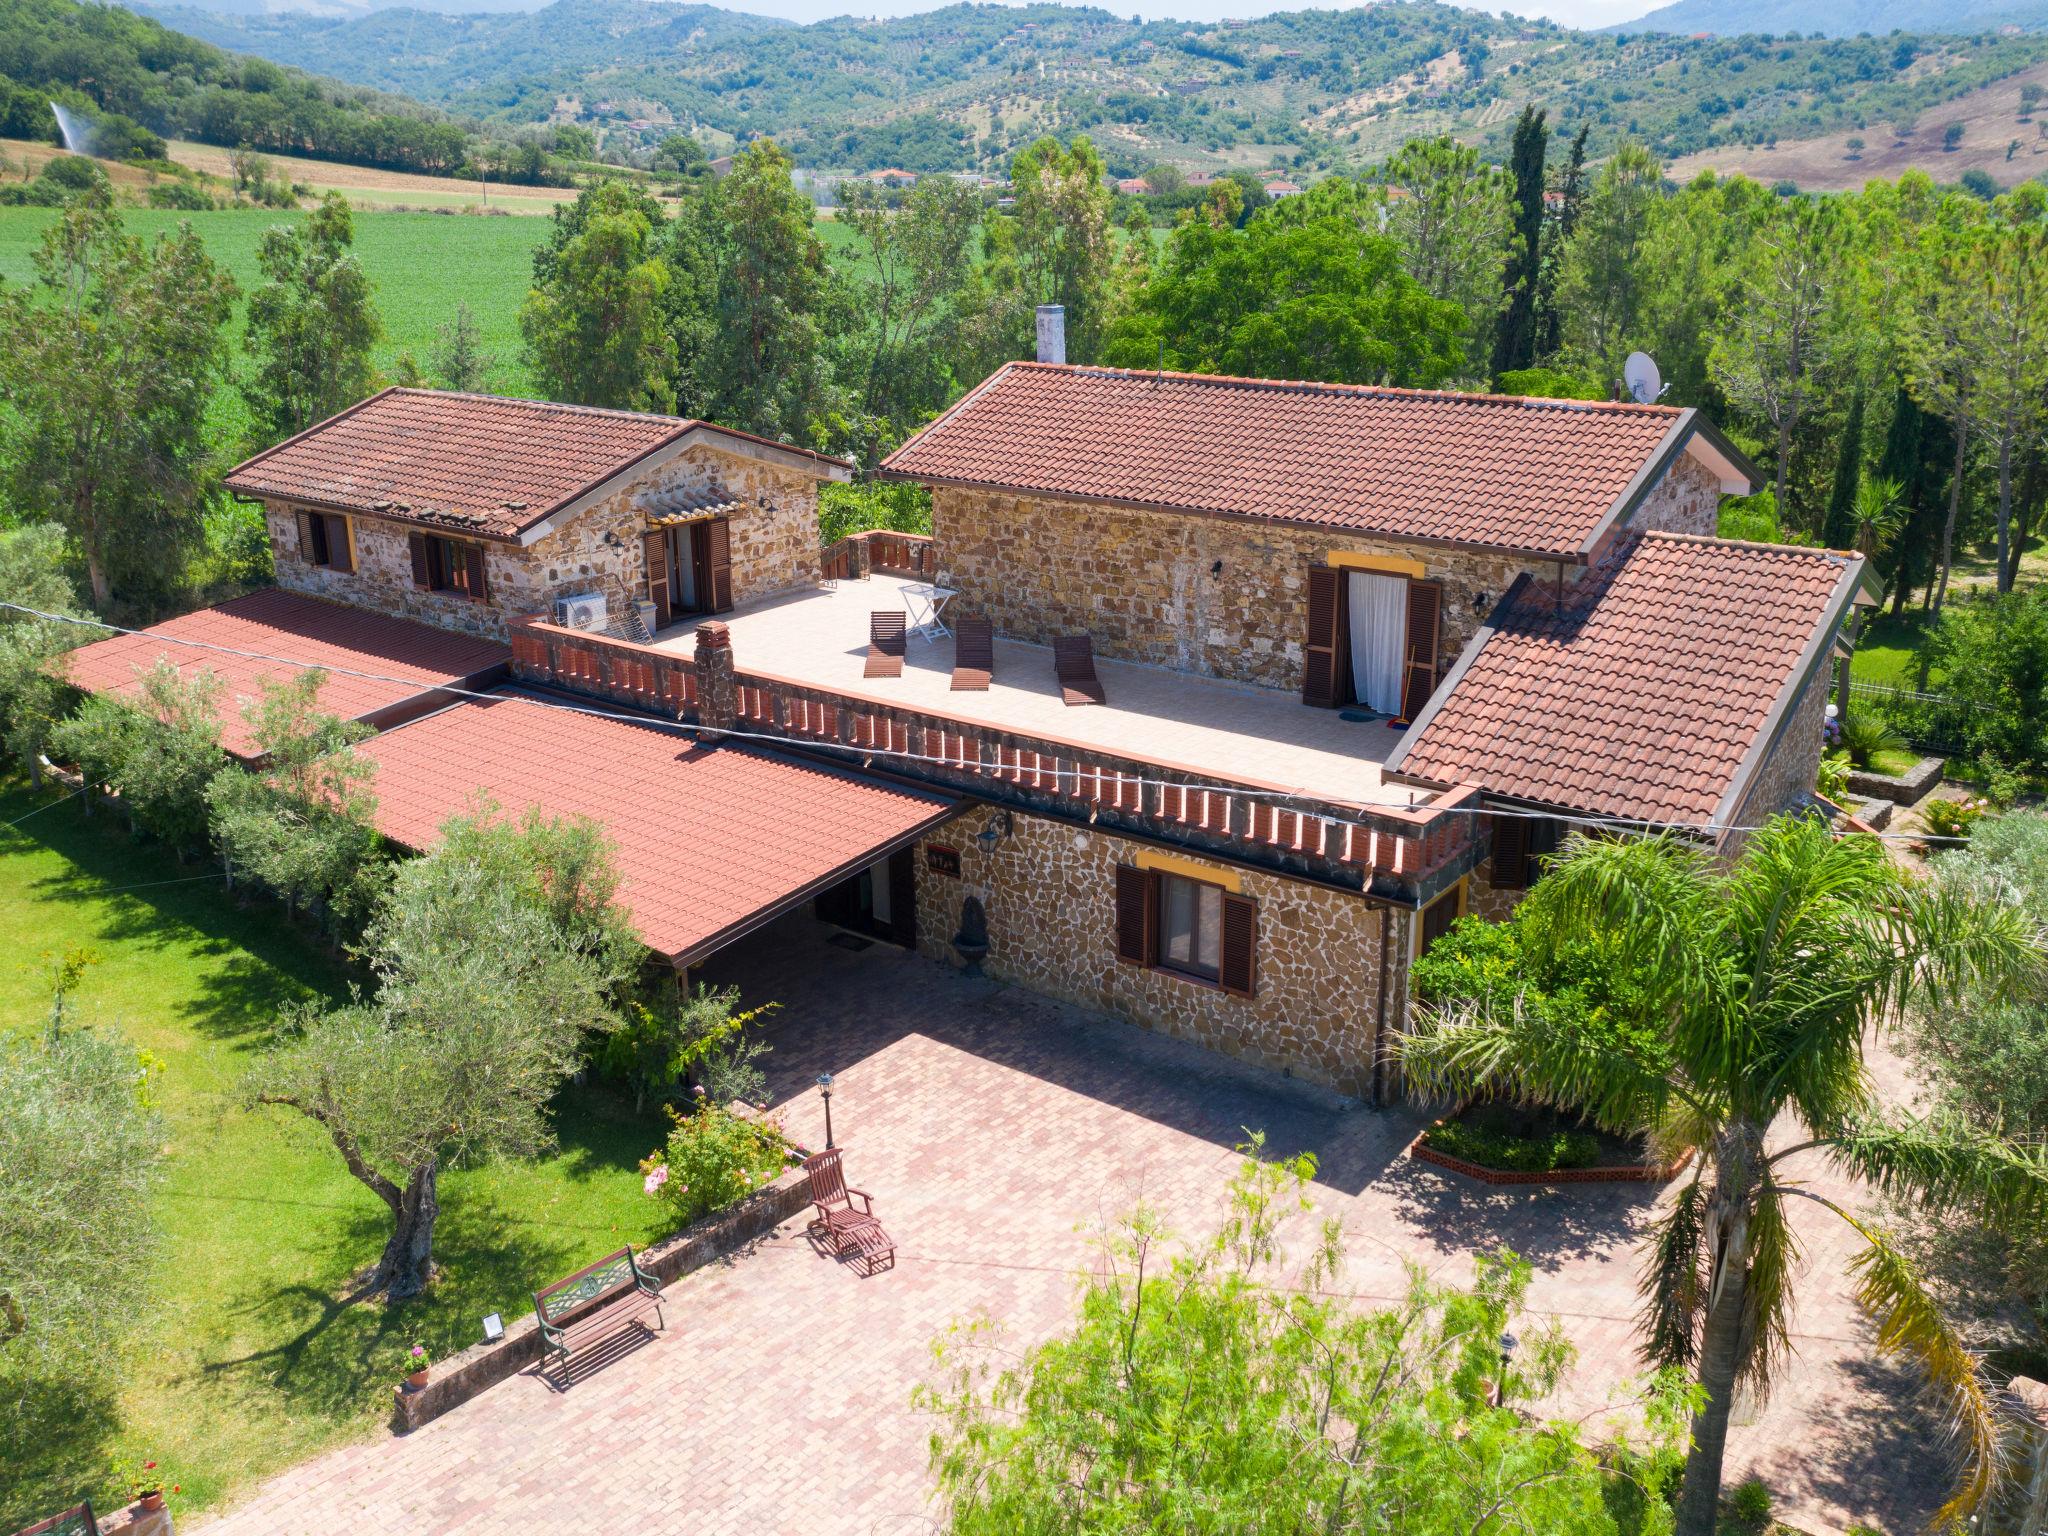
[1339,709,1385,724]
[827,933,874,952]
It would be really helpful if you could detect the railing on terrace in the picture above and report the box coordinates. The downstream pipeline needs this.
[819,529,937,583]
[508,614,1477,901]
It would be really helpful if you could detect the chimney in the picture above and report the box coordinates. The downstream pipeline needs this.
[1034,305,1066,365]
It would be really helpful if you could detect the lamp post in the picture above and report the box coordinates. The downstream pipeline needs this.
[817,1072,835,1150]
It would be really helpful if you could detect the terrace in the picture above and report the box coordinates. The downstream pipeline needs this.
[649,573,1416,810]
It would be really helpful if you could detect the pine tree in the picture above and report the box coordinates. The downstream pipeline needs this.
[1492,106,1547,380]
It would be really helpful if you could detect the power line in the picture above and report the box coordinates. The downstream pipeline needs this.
[5,600,1966,846]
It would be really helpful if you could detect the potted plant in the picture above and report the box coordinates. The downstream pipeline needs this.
[403,1340,432,1391]
[117,1456,177,1512]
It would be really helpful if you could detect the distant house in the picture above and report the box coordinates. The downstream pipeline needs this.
[1264,179,1304,198]
[864,168,919,187]
[1185,170,1218,187]
[1115,176,1152,195]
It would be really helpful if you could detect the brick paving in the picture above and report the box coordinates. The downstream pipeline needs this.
[196,917,1941,1536]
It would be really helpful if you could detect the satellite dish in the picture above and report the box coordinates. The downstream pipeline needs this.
[1623,351,1664,405]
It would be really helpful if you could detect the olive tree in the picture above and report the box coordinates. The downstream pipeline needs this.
[246,802,637,1300]
[49,660,223,854]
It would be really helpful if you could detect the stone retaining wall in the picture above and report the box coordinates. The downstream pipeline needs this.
[912,805,1401,1099]
[389,1165,811,1434]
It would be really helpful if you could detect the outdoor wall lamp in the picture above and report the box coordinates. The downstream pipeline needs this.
[975,810,1014,854]
[817,1073,835,1149]
[1210,559,1223,580]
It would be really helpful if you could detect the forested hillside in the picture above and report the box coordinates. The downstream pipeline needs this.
[1622,0,2048,39]
[131,0,2048,176]
[0,0,492,175]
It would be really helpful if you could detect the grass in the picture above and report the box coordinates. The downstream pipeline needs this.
[0,206,549,425]
[0,779,670,1527]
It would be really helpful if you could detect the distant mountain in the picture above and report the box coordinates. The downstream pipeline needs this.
[149,0,550,15]
[124,0,2048,178]
[1618,0,2048,37]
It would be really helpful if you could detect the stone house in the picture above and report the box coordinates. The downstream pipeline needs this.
[223,388,851,641]
[71,367,1864,1105]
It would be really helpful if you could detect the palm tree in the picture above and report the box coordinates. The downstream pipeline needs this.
[1401,815,2046,1536]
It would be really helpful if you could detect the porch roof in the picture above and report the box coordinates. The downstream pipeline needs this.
[61,588,511,760]
[350,689,960,964]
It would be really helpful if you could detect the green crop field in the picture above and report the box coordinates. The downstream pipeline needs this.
[0,207,549,410]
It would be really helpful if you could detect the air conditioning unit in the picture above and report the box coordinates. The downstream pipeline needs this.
[553,592,608,632]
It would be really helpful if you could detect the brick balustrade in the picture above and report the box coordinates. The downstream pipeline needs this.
[818,529,937,583]
[507,612,1477,904]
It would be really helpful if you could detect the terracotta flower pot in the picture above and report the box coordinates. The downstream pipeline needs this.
[138,1492,166,1513]
[405,1368,430,1391]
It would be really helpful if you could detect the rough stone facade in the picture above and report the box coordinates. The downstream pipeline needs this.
[911,805,1403,1098]
[931,448,1725,694]
[1726,660,1832,839]
[1627,451,1722,539]
[265,444,825,641]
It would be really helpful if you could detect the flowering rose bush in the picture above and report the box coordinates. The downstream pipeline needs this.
[638,1101,789,1227]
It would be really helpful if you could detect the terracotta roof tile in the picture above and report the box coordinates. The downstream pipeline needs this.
[880,363,1691,558]
[62,589,510,759]
[351,692,958,961]
[223,389,847,541]
[1387,533,1859,825]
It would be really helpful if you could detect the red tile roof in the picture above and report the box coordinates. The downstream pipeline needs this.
[880,363,1704,558]
[62,589,510,759]
[224,389,848,541]
[352,692,958,962]
[1384,533,1861,827]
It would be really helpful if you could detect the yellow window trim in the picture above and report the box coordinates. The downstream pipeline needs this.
[1327,550,1426,579]
[1135,848,1244,894]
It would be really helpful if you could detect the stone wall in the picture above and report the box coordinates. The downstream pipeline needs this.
[912,805,1402,1098]
[266,444,824,641]
[930,448,1722,694]
[1726,659,1832,841]
[1628,451,1721,538]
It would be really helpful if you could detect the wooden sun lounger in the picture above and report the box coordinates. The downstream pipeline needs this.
[865,611,906,678]
[803,1149,895,1276]
[951,616,993,691]
[1053,634,1105,706]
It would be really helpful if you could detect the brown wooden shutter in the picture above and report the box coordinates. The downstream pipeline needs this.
[887,846,917,949]
[1419,888,1461,957]
[408,531,431,589]
[1219,892,1257,998]
[1490,813,1530,891]
[1401,579,1443,720]
[1303,565,1342,708]
[324,514,354,574]
[642,529,671,627]
[706,517,733,612]
[465,543,489,603]
[1114,865,1154,965]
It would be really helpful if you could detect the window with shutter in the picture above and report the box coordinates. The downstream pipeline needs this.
[1303,565,1343,708]
[464,543,489,603]
[706,517,733,612]
[1417,884,1462,959]
[1400,579,1443,720]
[294,510,319,565]
[1219,893,1257,998]
[408,532,431,589]
[323,514,355,574]
[642,529,671,626]
[1489,813,1530,891]
[1114,864,1152,965]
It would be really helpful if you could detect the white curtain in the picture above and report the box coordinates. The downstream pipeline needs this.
[1348,571,1407,715]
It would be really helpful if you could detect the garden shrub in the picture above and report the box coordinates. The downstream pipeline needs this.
[640,1101,790,1227]
[1728,1475,1773,1526]
[1836,711,1907,770]
[1422,1119,1605,1173]
[1920,795,1987,843]
[49,661,224,853]
[600,981,775,1112]
[1922,587,2048,772]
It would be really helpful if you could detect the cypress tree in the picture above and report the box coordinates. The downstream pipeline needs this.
[1873,387,1952,614]
[1820,390,1866,550]
[1537,124,1590,359]
[1492,106,1547,380]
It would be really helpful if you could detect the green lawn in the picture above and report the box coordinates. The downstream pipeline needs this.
[1849,607,1936,688]
[0,780,670,1526]
[0,207,549,418]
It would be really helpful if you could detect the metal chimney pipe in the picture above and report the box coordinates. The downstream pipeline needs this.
[1034,305,1066,365]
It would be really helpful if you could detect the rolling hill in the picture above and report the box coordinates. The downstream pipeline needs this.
[126,0,2048,178]
[1619,0,2048,39]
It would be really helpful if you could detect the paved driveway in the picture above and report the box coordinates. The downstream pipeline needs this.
[198,917,1939,1536]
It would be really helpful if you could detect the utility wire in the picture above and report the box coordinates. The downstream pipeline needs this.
[5,600,1965,846]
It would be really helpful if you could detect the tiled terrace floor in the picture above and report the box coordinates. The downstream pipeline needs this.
[653,574,1414,807]
[197,918,1941,1536]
